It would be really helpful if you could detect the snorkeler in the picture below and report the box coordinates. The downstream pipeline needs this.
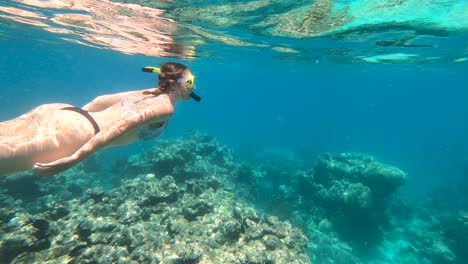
[0,62,200,176]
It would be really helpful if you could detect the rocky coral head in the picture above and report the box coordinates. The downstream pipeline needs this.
[314,152,407,198]
[363,163,407,198]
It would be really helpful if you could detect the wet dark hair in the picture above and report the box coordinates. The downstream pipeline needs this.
[143,62,188,96]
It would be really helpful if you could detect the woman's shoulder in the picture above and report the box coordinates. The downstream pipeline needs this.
[116,91,173,115]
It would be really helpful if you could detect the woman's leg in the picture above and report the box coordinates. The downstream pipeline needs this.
[0,104,75,175]
[0,136,39,175]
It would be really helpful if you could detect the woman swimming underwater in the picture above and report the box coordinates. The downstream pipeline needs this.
[0,62,200,176]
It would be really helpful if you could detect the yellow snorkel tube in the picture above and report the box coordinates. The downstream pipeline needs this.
[142,66,201,102]
[142,66,161,74]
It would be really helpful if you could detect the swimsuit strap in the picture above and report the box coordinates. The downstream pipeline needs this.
[61,106,100,135]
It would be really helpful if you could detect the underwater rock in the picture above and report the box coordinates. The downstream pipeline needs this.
[185,176,223,194]
[44,200,69,220]
[86,187,106,202]
[116,131,238,185]
[240,151,409,257]
[0,213,51,262]
[140,176,181,206]
[219,219,243,241]
[179,137,410,260]
[181,194,214,221]
[0,170,310,263]
[340,182,373,210]
[307,227,360,264]
[313,152,406,198]
[118,200,143,224]
[313,180,373,211]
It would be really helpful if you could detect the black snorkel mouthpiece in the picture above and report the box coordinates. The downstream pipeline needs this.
[142,67,155,73]
[190,91,201,102]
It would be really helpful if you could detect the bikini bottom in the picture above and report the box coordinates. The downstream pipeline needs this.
[61,106,100,135]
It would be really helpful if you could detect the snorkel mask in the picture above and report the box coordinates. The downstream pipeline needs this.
[142,66,201,102]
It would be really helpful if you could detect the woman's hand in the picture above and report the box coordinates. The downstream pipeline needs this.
[33,156,78,176]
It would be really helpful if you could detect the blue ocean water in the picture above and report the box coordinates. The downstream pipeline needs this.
[1,0,468,263]
[1,18,466,192]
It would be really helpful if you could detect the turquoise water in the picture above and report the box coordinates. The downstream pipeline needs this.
[1,0,467,263]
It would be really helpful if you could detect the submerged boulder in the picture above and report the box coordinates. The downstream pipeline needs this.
[313,152,407,199]
[293,152,407,252]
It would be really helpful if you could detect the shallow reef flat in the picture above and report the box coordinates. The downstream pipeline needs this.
[0,174,309,263]
[1,131,467,263]
[0,133,310,263]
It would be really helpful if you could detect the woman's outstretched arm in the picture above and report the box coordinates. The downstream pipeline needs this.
[82,91,135,112]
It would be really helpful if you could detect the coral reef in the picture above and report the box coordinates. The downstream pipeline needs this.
[0,174,310,263]
[116,132,237,183]
[312,153,407,198]
[303,153,406,248]
[1,131,466,263]
[116,132,446,263]
[0,133,310,263]
[237,151,407,258]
